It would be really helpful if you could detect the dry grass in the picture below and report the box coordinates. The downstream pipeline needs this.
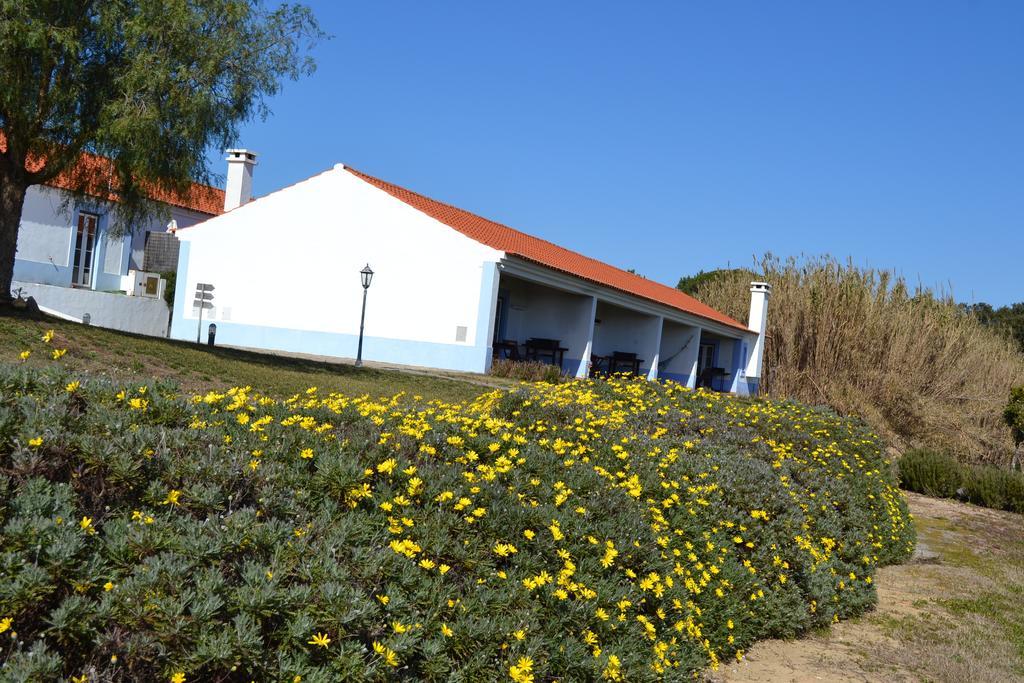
[696,255,1024,465]
[488,357,566,383]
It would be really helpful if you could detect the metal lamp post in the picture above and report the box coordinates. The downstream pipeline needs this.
[355,264,374,367]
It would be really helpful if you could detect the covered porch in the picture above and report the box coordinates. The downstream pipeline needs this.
[487,262,758,393]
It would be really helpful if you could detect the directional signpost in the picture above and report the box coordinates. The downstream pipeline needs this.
[193,283,215,343]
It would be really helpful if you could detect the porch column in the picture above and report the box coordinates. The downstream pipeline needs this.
[684,327,703,388]
[576,295,598,378]
[477,262,501,373]
[646,316,664,381]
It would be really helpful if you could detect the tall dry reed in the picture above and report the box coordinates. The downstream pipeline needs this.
[696,255,1024,465]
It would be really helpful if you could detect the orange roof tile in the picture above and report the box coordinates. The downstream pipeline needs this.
[346,166,749,333]
[0,131,224,215]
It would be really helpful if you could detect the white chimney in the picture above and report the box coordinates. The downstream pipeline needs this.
[745,281,771,383]
[224,149,257,211]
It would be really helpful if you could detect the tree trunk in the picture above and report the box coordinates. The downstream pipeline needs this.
[0,173,28,305]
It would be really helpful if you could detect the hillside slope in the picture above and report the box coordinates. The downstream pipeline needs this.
[0,310,499,403]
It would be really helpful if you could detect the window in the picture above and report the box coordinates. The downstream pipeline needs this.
[71,213,98,288]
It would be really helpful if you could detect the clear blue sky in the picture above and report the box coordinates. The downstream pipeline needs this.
[211,1,1024,306]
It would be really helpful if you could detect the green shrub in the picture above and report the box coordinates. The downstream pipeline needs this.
[898,448,964,499]
[899,448,1024,514]
[160,270,177,308]
[0,364,913,681]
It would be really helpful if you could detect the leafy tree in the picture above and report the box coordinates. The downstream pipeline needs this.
[676,268,757,296]
[963,302,1024,352]
[0,0,323,303]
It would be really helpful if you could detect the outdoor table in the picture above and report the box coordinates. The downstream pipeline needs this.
[609,352,643,374]
[524,338,568,366]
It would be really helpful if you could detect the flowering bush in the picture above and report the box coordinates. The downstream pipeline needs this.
[0,364,914,681]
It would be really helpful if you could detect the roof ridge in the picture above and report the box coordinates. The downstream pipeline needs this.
[344,165,748,332]
[0,130,224,215]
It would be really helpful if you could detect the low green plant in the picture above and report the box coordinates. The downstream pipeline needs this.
[899,448,1024,514]
[897,449,963,499]
[0,364,913,681]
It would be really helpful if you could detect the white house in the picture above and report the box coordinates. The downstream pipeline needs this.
[9,144,224,334]
[170,158,771,394]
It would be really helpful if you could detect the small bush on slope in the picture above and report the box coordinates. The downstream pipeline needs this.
[899,448,1024,514]
[0,365,913,681]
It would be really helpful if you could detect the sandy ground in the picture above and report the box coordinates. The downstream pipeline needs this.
[710,492,1024,683]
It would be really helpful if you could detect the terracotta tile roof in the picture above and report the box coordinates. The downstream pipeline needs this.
[346,166,749,333]
[0,131,224,215]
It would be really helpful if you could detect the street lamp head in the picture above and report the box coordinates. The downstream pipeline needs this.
[360,264,374,289]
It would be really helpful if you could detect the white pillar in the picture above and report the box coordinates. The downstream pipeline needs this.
[576,296,598,378]
[744,282,771,382]
[646,315,664,381]
[224,149,257,211]
[684,327,702,388]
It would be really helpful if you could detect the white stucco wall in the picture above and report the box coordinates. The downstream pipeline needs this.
[174,166,503,354]
[593,302,657,358]
[659,321,701,386]
[13,281,170,337]
[16,186,74,269]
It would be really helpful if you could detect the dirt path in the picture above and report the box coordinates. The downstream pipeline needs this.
[711,492,1024,683]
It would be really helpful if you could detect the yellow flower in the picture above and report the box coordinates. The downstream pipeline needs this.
[66,380,80,392]
[163,489,182,506]
[19,350,30,361]
[299,448,314,459]
[509,656,534,683]
[51,348,67,360]
[523,529,536,540]
[602,654,623,681]
[79,516,94,533]
[171,673,186,683]
[42,329,55,343]
[372,641,399,667]
[377,458,397,475]
[493,542,518,557]
[308,632,331,648]
[0,617,11,634]
[441,623,454,637]
[104,581,115,592]
[28,437,42,448]
[376,594,390,605]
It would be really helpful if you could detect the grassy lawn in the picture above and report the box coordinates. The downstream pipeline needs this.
[0,309,503,402]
